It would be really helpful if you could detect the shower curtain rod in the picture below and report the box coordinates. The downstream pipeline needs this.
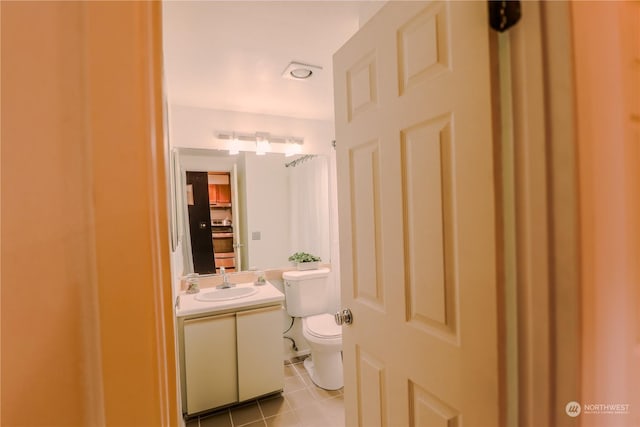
[285,154,317,168]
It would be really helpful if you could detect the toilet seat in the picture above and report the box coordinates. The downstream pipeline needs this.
[303,313,341,339]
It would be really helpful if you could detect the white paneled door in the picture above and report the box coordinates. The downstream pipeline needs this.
[334,1,501,425]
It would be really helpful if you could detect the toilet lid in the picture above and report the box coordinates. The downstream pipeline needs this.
[305,313,342,338]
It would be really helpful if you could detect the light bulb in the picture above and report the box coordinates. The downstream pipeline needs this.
[256,136,270,155]
[228,136,240,155]
[285,141,302,157]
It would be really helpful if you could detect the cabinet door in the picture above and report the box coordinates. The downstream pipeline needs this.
[236,305,284,401]
[208,184,217,205]
[216,184,231,203]
[183,314,237,414]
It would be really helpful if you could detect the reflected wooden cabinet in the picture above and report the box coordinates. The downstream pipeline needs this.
[208,184,231,205]
[207,184,216,205]
[216,184,231,204]
[208,173,231,206]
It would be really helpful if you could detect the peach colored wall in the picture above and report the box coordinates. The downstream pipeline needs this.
[1,2,177,426]
[573,1,640,426]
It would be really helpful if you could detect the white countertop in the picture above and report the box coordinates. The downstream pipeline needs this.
[176,280,284,318]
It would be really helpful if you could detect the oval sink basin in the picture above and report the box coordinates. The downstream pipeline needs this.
[195,287,258,302]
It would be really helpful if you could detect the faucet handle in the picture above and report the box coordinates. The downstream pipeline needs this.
[220,267,226,274]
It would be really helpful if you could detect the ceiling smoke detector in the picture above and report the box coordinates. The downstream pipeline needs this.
[282,61,323,81]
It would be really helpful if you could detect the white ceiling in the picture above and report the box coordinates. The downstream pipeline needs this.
[162,1,365,121]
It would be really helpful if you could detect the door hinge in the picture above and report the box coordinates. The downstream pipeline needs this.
[488,0,521,32]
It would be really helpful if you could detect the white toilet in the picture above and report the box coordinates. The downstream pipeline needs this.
[283,268,343,390]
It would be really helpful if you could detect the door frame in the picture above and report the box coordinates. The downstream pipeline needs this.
[84,2,179,424]
[155,1,584,425]
[571,2,640,426]
[494,2,581,426]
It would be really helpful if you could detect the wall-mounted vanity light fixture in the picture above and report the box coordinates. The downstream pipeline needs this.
[215,131,304,156]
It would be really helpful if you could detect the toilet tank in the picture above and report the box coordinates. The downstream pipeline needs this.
[283,268,330,317]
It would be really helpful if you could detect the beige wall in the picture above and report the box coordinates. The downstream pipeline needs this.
[573,1,640,426]
[1,2,177,425]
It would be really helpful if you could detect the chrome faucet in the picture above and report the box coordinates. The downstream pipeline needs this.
[216,267,234,289]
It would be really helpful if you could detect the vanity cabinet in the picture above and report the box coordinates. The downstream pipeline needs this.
[183,313,237,414]
[180,303,283,416]
[236,305,282,401]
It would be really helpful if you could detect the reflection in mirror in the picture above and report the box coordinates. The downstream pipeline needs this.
[185,170,237,274]
[173,148,330,274]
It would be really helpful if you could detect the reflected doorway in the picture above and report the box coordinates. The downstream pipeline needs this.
[186,171,239,274]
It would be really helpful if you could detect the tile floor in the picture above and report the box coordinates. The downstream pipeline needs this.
[186,357,344,427]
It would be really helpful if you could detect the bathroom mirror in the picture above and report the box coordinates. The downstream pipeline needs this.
[172,147,331,274]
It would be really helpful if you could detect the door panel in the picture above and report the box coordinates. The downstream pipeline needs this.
[408,380,460,427]
[397,3,450,95]
[401,115,455,337]
[334,1,499,425]
[349,140,384,311]
[355,346,386,427]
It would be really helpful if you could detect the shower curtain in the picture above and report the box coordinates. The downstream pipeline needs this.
[288,156,331,263]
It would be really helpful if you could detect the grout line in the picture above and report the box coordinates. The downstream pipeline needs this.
[256,398,266,425]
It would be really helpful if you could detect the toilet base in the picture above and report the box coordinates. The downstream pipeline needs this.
[303,353,343,391]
